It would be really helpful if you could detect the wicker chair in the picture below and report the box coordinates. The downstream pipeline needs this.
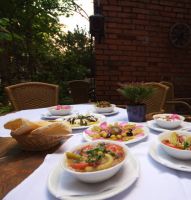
[68,80,90,104]
[5,82,59,111]
[142,82,169,120]
[160,81,191,114]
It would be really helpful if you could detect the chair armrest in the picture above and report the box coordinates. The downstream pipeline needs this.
[174,97,191,103]
[165,100,191,111]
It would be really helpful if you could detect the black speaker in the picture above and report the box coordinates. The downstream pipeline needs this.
[89,14,104,42]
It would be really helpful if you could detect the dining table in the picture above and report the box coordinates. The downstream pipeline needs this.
[0,104,191,200]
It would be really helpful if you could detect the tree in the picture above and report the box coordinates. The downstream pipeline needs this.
[0,0,92,104]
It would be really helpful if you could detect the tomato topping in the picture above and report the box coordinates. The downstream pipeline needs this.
[70,162,89,170]
[106,144,124,156]
[81,145,93,152]
[162,140,183,150]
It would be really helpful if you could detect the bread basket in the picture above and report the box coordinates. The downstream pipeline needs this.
[4,118,72,151]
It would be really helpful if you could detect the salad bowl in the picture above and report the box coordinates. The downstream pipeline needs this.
[48,105,72,116]
[153,114,185,129]
[158,131,191,160]
[62,140,128,183]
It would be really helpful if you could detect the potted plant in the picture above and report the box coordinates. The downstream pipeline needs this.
[117,82,154,122]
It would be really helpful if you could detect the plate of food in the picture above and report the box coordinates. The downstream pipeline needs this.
[42,105,73,120]
[47,140,139,200]
[147,120,185,132]
[83,121,149,144]
[94,101,116,113]
[58,113,106,130]
[41,113,73,120]
[153,113,185,129]
[93,101,119,116]
[158,131,191,160]
[149,140,191,172]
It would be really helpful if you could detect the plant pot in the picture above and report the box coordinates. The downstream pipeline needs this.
[127,104,146,122]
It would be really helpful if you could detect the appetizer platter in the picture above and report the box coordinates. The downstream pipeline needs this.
[42,105,73,119]
[149,141,191,172]
[59,113,106,130]
[93,101,119,116]
[153,113,185,129]
[48,140,139,200]
[158,131,191,160]
[94,101,115,113]
[160,131,191,151]
[83,121,149,144]
[65,142,126,173]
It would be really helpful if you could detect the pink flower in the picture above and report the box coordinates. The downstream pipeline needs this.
[55,105,71,110]
[100,122,108,130]
[170,114,180,120]
[85,130,94,135]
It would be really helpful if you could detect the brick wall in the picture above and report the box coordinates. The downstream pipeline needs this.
[94,0,191,104]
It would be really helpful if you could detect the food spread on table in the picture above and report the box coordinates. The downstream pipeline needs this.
[84,122,145,142]
[2,107,191,199]
[65,142,125,172]
[162,132,191,150]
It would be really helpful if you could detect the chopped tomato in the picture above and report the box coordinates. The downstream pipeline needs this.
[81,145,93,152]
[106,144,124,156]
[70,162,89,170]
[162,140,183,150]
[80,145,94,156]
[106,144,122,152]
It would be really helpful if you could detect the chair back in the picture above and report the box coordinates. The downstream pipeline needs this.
[160,81,175,112]
[68,80,90,104]
[5,82,59,111]
[142,82,169,114]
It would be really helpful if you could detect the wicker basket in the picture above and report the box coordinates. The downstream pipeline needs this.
[4,118,72,151]
[10,132,69,151]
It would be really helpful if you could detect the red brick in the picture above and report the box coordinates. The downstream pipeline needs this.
[95,0,191,104]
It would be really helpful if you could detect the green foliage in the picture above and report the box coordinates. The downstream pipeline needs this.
[0,0,93,105]
[117,83,154,105]
[0,105,13,115]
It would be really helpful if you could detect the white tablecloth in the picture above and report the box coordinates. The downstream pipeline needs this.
[1,104,191,200]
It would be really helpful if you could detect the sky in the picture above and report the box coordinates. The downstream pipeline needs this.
[59,0,94,32]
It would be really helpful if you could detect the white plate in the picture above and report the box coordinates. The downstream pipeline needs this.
[59,113,106,130]
[149,141,191,172]
[83,122,149,144]
[47,152,139,200]
[41,113,72,120]
[147,120,184,132]
[94,109,119,116]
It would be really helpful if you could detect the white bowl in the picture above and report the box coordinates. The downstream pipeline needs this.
[94,104,115,113]
[153,113,185,129]
[48,105,72,116]
[158,131,191,160]
[62,140,128,183]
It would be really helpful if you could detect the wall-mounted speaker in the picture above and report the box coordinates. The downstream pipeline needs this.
[89,14,104,43]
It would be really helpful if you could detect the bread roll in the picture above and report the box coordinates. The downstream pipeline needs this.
[31,121,71,137]
[4,118,40,135]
